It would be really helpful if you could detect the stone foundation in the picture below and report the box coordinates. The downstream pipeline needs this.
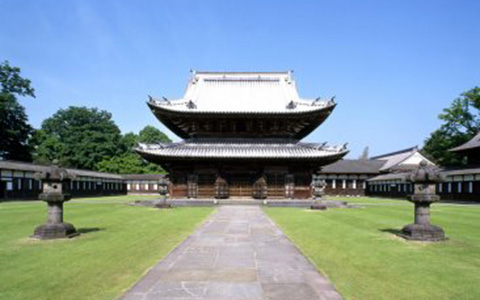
[32,223,78,240]
[400,224,447,241]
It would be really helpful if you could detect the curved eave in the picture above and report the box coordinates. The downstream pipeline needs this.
[147,101,337,140]
[136,148,348,165]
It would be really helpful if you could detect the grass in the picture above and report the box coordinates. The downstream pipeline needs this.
[265,197,480,300]
[0,195,213,300]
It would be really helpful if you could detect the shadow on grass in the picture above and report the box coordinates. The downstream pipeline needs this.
[77,227,104,234]
[379,228,403,236]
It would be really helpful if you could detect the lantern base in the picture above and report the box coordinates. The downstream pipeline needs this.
[400,223,447,242]
[310,202,327,210]
[154,202,172,209]
[32,222,79,240]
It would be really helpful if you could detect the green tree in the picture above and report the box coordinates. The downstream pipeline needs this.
[33,106,124,170]
[0,61,35,161]
[96,126,170,174]
[122,132,139,149]
[138,125,171,144]
[96,153,146,174]
[423,87,480,166]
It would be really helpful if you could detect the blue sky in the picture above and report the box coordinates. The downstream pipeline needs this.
[1,0,479,158]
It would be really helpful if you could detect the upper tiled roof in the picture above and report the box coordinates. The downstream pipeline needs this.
[136,139,348,160]
[149,71,334,114]
[450,131,480,152]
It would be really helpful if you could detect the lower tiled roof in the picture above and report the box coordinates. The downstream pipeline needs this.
[136,140,348,160]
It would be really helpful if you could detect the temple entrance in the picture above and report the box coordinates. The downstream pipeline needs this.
[229,174,253,198]
[266,173,285,198]
[198,173,215,198]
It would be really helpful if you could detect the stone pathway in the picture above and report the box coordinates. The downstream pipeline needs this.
[120,206,343,300]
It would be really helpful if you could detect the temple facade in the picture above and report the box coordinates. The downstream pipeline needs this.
[136,71,348,199]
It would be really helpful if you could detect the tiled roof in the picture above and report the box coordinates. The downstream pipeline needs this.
[136,139,348,160]
[123,174,166,180]
[441,166,480,176]
[450,131,480,152]
[368,166,480,182]
[367,173,409,182]
[0,160,124,179]
[370,146,418,160]
[370,146,435,172]
[320,159,385,174]
[149,71,334,114]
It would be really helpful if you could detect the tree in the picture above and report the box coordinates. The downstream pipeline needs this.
[358,146,369,160]
[138,125,171,144]
[423,87,480,166]
[96,153,147,174]
[96,152,165,174]
[122,132,139,149]
[96,126,169,174]
[33,106,124,170]
[0,61,35,161]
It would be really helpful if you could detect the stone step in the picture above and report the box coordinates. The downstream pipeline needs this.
[217,200,263,206]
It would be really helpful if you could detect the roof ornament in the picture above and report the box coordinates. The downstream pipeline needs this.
[162,97,171,105]
[311,142,327,150]
[287,70,293,84]
[328,96,336,105]
[190,69,198,84]
[187,100,197,109]
[286,100,297,109]
[312,97,321,106]
[342,143,348,151]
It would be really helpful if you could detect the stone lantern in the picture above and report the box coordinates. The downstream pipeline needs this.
[311,174,327,210]
[214,174,229,199]
[154,176,171,208]
[401,160,447,241]
[32,160,78,239]
[252,175,268,199]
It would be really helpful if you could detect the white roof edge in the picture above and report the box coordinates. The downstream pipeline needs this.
[149,71,332,113]
[147,97,335,114]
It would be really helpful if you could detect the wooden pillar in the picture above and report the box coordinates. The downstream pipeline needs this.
[285,174,295,199]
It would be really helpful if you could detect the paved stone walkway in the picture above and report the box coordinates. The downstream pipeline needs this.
[120,206,343,300]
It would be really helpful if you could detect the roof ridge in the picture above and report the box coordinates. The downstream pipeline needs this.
[370,146,418,160]
[193,71,291,74]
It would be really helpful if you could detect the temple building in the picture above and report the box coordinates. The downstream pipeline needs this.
[450,130,480,165]
[136,71,348,199]
[367,137,480,201]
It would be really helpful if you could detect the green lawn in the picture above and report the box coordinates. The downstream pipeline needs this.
[0,195,213,300]
[265,197,480,300]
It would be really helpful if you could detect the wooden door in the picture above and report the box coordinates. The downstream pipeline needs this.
[229,174,253,198]
[267,173,285,198]
[198,174,215,198]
